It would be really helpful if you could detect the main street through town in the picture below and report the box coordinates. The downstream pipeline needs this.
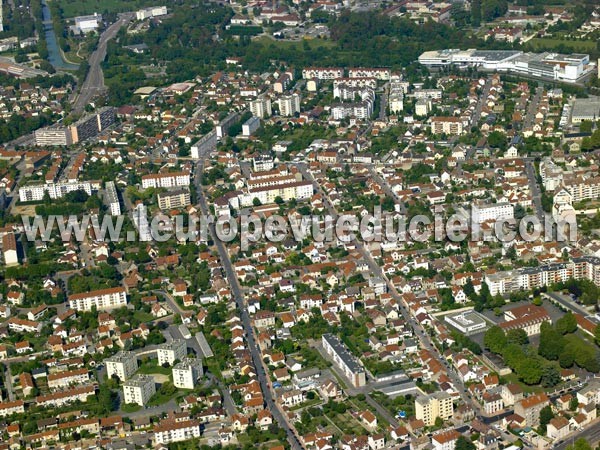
[194,150,303,450]
[295,163,481,414]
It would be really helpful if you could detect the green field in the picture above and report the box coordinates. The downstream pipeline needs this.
[526,38,597,53]
[56,0,165,17]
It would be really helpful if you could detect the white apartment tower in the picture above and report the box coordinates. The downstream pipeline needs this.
[105,351,138,381]
[123,374,156,406]
[249,97,272,118]
[157,340,187,366]
[277,94,301,117]
[172,357,203,389]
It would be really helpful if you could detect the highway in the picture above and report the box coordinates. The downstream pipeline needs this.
[71,13,133,114]
[194,149,303,450]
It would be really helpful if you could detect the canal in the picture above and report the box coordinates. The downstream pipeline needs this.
[41,0,79,70]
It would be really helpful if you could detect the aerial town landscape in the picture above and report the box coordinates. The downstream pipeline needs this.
[1,0,600,450]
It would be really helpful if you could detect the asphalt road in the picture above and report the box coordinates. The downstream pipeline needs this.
[297,163,479,418]
[194,153,303,450]
[524,158,544,222]
[72,14,133,114]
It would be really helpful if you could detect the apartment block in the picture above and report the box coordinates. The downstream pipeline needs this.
[471,202,514,224]
[302,67,344,80]
[141,172,191,189]
[36,385,96,408]
[136,5,167,20]
[322,334,366,387]
[123,374,156,406]
[249,97,272,118]
[105,181,121,216]
[154,418,201,444]
[34,126,72,146]
[415,392,454,426]
[277,93,301,117]
[157,340,187,366]
[242,180,313,207]
[0,400,25,417]
[48,368,90,390]
[348,67,391,80]
[430,116,464,135]
[172,357,203,389]
[19,181,93,202]
[105,351,138,381]
[514,393,549,427]
[157,189,191,211]
[2,232,18,266]
[68,287,128,312]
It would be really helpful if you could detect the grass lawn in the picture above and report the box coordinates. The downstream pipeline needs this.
[121,403,142,413]
[503,372,544,394]
[526,38,596,53]
[56,0,163,17]
[138,362,172,376]
[133,311,155,323]
[205,358,223,380]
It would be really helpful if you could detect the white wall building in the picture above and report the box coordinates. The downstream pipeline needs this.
[105,181,121,216]
[141,172,190,189]
[68,287,128,312]
[249,97,272,118]
[157,340,187,366]
[136,6,167,20]
[172,357,203,389]
[105,351,138,381]
[472,202,514,224]
[123,374,155,406]
[277,94,301,117]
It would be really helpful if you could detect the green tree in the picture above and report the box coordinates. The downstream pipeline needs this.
[538,323,565,360]
[484,325,506,354]
[556,312,577,335]
[539,405,554,433]
[540,365,560,388]
[506,328,528,346]
[455,436,476,450]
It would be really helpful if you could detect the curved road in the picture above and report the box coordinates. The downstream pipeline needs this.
[72,13,134,114]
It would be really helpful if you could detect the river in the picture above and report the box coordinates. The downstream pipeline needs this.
[40,0,79,70]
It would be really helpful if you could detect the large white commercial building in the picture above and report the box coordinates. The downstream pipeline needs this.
[105,351,138,381]
[68,287,128,312]
[322,334,366,387]
[72,13,101,34]
[136,6,167,20]
[157,340,187,366]
[172,357,203,389]
[123,374,155,406]
[418,49,593,84]
[141,172,190,189]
